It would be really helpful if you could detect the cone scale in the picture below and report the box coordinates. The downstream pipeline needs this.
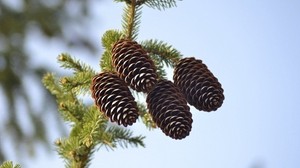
[91,72,139,127]
[173,57,224,112]
[146,79,193,140]
[112,39,158,93]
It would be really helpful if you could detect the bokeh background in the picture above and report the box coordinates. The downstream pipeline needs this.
[1,0,300,168]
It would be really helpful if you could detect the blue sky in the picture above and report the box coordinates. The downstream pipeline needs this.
[9,0,300,167]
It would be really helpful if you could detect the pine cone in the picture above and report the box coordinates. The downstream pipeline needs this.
[146,79,193,140]
[91,72,139,127]
[173,57,224,112]
[112,39,158,93]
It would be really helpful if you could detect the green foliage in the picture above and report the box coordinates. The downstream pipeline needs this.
[103,126,145,148]
[0,161,21,168]
[40,0,184,167]
[101,30,124,50]
[0,0,185,166]
[137,102,157,129]
[141,39,182,79]
[100,50,115,72]
[114,0,132,4]
[43,55,145,168]
[141,39,182,67]
[115,0,181,10]
[100,30,124,72]
[122,3,142,40]
[58,54,96,95]
[0,0,100,163]
[138,0,180,10]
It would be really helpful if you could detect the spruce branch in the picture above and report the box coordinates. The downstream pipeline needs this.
[115,0,180,10]
[60,71,95,96]
[100,50,114,72]
[55,107,108,168]
[122,1,142,40]
[137,102,157,129]
[58,54,84,72]
[106,126,146,148]
[58,53,95,74]
[141,39,182,67]
[42,73,84,123]
[101,30,124,73]
[44,49,147,168]
[137,0,180,10]
[59,100,87,123]
[0,161,21,168]
[38,0,200,167]
[55,137,93,168]
[44,70,98,168]
[80,106,108,148]
[57,54,96,95]
[148,53,167,79]
[114,0,132,4]
[94,126,145,150]
[42,73,64,98]
[101,30,124,50]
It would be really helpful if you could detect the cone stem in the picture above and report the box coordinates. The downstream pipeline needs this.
[127,0,137,40]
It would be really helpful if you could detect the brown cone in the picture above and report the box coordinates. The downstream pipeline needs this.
[146,79,193,140]
[112,39,158,93]
[173,57,224,112]
[91,72,139,126]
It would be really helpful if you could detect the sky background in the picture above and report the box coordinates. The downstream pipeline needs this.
[5,0,300,167]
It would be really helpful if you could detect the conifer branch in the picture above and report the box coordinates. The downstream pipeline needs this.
[0,161,21,168]
[56,54,96,95]
[101,30,124,50]
[114,0,131,3]
[128,0,136,39]
[37,0,197,167]
[137,0,180,10]
[70,145,93,168]
[106,126,146,148]
[148,53,168,79]
[100,50,114,72]
[80,107,108,147]
[44,51,147,168]
[55,137,93,168]
[122,0,142,40]
[43,73,84,123]
[116,0,180,10]
[137,102,157,129]
[58,53,86,72]
[101,30,124,72]
[141,39,182,67]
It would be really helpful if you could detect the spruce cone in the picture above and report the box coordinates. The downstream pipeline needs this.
[146,79,193,140]
[91,72,139,127]
[173,57,224,112]
[112,39,158,93]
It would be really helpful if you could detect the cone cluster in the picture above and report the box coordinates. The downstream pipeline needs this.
[146,79,193,140]
[91,72,139,127]
[91,38,224,140]
[173,57,224,112]
[112,39,158,93]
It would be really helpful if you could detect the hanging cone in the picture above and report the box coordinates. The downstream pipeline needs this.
[91,72,139,127]
[146,79,193,140]
[112,39,158,93]
[173,57,224,112]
